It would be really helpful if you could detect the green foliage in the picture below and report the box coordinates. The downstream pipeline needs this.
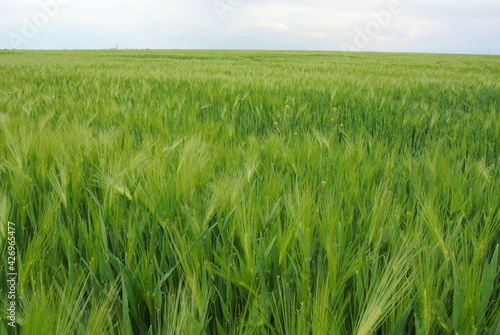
[0,50,499,334]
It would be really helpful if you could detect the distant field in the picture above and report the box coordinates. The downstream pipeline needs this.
[0,50,499,334]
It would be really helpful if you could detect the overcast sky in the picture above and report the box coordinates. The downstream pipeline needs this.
[1,0,499,54]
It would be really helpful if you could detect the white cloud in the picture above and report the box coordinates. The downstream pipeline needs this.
[406,29,420,37]
[300,31,328,39]
[252,22,290,32]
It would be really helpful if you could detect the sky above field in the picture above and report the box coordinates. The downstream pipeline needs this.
[1,0,499,54]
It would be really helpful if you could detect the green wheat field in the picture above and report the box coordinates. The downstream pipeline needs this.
[0,50,499,334]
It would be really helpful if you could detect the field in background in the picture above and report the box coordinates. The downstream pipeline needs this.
[0,50,499,334]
